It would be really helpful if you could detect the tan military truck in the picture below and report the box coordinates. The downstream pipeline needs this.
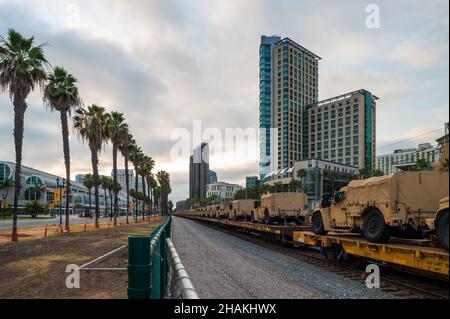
[230,199,260,221]
[312,171,449,243]
[254,192,309,225]
[426,196,449,251]
[207,205,217,218]
[215,203,232,219]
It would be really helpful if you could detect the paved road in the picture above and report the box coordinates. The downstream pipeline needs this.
[172,216,393,299]
[0,214,130,230]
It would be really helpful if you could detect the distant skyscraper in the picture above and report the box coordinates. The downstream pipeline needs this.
[189,143,209,199]
[208,170,218,184]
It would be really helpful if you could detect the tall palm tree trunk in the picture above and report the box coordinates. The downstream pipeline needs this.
[88,189,92,217]
[124,154,130,224]
[134,168,138,222]
[91,148,100,228]
[109,191,113,219]
[12,96,27,242]
[141,175,146,218]
[112,145,118,226]
[60,111,71,232]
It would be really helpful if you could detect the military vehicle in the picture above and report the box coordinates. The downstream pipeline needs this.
[312,171,449,243]
[254,192,309,225]
[230,199,260,221]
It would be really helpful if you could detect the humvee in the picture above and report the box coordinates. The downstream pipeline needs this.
[230,199,260,221]
[214,203,232,219]
[312,171,449,243]
[254,192,309,225]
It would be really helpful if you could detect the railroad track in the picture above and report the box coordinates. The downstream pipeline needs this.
[200,220,449,300]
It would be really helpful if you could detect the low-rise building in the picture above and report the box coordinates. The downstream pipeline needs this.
[206,181,242,202]
[376,143,440,175]
[0,161,129,215]
[263,158,359,210]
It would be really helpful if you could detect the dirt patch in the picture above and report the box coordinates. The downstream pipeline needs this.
[0,221,162,299]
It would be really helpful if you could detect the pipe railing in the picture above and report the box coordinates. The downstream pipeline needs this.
[127,216,198,299]
[166,238,199,299]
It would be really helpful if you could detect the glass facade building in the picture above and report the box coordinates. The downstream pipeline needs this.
[259,35,281,180]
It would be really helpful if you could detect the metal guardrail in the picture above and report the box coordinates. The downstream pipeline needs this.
[127,216,198,299]
[166,238,199,299]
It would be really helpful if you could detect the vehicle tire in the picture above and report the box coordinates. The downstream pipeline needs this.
[312,212,327,235]
[264,209,272,225]
[437,212,449,251]
[362,209,391,243]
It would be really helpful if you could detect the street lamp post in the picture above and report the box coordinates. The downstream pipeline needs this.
[56,177,65,226]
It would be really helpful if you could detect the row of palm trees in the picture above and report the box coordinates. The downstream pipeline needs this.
[1,29,171,242]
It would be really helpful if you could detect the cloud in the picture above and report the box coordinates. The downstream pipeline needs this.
[1,0,449,203]
[390,39,448,69]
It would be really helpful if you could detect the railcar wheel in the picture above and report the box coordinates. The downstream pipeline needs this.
[437,212,449,251]
[312,212,327,235]
[362,209,391,243]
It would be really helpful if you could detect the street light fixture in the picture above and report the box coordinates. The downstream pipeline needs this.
[56,177,65,226]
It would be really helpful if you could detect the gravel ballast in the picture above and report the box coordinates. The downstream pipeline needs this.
[172,216,394,299]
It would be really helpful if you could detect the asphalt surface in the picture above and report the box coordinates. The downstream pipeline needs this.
[0,214,129,230]
[172,216,394,299]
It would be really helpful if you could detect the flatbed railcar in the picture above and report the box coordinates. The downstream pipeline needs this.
[174,212,449,279]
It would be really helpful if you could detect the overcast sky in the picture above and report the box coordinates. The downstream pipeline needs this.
[0,0,448,204]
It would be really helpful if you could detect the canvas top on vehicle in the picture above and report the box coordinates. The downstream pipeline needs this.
[261,192,308,210]
[345,171,449,213]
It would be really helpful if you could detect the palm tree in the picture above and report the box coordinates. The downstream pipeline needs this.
[359,168,370,179]
[119,134,134,223]
[106,111,128,226]
[146,173,157,215]
[28,183,46,201]
[1,29,49,242]
[415,158,429,171]
[156,171,171,215]
[129,144,143,221]
[142,156,155,216]
[73,105,110,228]
[83,174,94,217]
[43,67,82,232]
[100,176,111,219]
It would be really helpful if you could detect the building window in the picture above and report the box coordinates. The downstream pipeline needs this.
[0,163,11,181]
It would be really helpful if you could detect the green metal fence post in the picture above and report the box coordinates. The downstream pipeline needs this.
[151,239,162,298]
[160,226,167,297]
[128,236,151,299]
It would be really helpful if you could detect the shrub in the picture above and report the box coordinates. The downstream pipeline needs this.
[24,200,46,218]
